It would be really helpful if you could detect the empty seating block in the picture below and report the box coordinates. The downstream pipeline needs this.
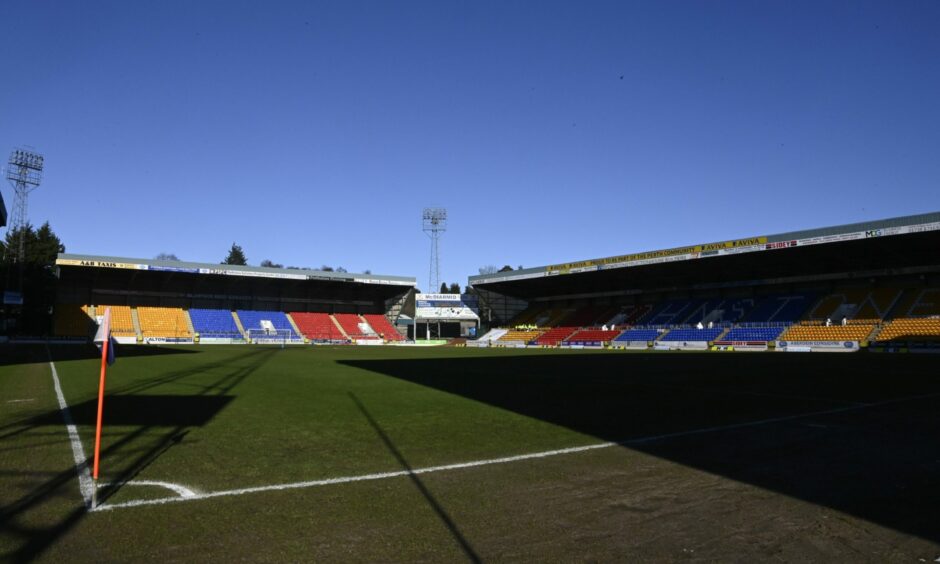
[780,323,875,342]
[137,307,192,338]
[54,304,95,337]
[720,327,784,342]
[743,294,814,323]
[876,318,940,341]
[807,288,902,322]
[236,310,295,334]
[534,326,578,345]
[640,299,703,325]
[566,329,621,343]
[613,329,661,342]
[496,329,544,344]
[334,313,377,339]
[686,298,756,324]
[95,305,136,336]
[619,304,654,325]
[893,289,940,317]
[290,312,347,341]
[561,306,618,327]
[189,309,242,338]
[661,328,724,342]
[362,314,404,341]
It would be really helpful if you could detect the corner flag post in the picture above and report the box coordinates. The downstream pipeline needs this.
[91,307,115,508]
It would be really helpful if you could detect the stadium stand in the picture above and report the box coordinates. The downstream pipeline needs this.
[660,327,724,342]
[189,308,242,338]
[53,304,95,337]
[288,312,346,341]
[565,328,621,343]
[779,323,876,342]
[362,314,405,341]
[612,328,662,343]
[95,305,137,336]
[534,326,578,345]
[334,313,379,339]
[719,327,785,342]
[742,294,814,323]
[137,307,192,338]
[236,310,296,334]
[876,318,940,341]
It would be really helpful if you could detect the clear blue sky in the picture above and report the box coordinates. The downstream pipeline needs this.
[2,1,938,290]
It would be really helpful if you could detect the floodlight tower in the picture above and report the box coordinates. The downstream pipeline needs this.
[422,207,447,292]
[5,148,44,264]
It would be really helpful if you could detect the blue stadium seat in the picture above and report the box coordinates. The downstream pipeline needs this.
[613,329,661,342]
[720,327,784,342]
[189,308,241,338]
[236,310,295,332]
[660,328,724,341]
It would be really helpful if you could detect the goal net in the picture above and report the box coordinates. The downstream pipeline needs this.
[246,328,299,344]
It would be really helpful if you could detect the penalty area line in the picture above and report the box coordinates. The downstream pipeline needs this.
[92,389,940,512]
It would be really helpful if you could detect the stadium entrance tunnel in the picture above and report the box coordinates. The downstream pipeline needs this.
[340,351,940,545]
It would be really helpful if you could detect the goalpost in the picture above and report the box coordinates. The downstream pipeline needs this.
[246,328,297,345]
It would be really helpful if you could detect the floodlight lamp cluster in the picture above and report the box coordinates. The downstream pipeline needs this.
[422,208,447,228]
[6,149,44,187]
[9,149,44,171]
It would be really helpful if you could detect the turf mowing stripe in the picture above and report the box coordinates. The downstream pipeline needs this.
[92,389,940,513]
[48,353,95,507]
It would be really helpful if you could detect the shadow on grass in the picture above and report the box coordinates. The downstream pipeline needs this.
[341,351,940,545]
[0,346,277,563]
[350,392,481,563]
[0,343,201,368]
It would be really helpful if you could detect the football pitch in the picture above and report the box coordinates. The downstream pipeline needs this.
[2,344,939,561]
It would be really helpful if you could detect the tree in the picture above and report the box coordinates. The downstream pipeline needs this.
[478,265,498,275]
[260,259,283,268]
[320,265,334,272]
[448,282,461,294]
[1,222,64,265]
[440,282,449,293]
[0,221,65,335]
[222,243,247,265]
[498,265,514,272]
[155,253,179,261]
[336,267,347,273]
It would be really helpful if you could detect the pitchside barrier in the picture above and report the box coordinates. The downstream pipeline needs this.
[776,340,860,353]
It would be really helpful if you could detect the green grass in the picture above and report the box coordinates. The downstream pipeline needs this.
[2,344,940,561]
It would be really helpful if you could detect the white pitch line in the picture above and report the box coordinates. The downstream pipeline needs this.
[92,389,940,513]
[48,355,95,507]
[98,480,198,498]
[92,442,616,512]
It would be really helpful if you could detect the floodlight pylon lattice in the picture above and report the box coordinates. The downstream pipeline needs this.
[5,148,44,265]
[422,208,447,292]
